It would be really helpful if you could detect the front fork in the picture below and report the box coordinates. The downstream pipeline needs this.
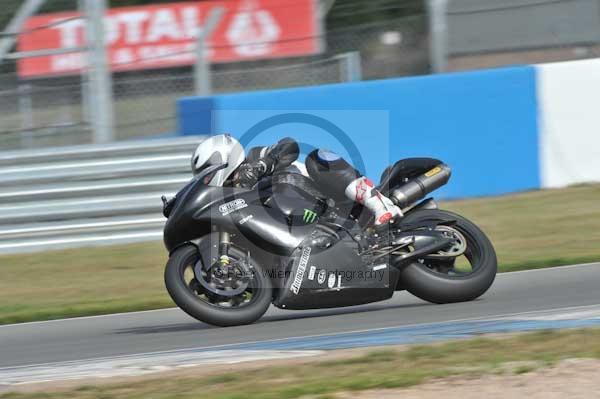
[218,231,231,266]
[216,230,253,283]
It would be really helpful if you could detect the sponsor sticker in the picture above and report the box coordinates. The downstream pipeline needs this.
[327,273,336,289]
[303,209,318,224]
[307,266,316,280]
[238,214,254,225]
[290,247,311,294]
[317,269,327,284]
[219,199,248,216]
[372,264,387,271]
[425,166,442,177]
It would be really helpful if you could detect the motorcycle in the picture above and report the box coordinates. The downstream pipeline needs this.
[162,158,497,327]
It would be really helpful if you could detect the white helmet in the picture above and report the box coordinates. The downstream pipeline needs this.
[191,134,245,186]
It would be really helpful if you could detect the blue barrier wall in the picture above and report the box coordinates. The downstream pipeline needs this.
[178,66,539,199]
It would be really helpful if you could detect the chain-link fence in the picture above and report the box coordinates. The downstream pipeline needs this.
[0,0,428,150]
[9,1,600,150]
[0,50,406,149]
[112,53,369,141]
[0,72,87,149]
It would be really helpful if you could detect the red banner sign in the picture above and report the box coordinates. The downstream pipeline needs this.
[17,0,321,78]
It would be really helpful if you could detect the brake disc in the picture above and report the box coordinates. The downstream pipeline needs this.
[194,259,252,297]
[428,225,468,258]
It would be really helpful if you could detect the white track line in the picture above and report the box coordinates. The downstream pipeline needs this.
[499,261,599,275]
[4,302,600,372]
[0,261,598,329]
[0,350,324,386]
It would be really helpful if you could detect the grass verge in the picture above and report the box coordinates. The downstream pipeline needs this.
[3,328,600,399]
[0,242,171,325]
[444,183,600,273]
[0,184,599,324]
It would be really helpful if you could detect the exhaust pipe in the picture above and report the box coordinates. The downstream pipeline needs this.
[390,164,451,208]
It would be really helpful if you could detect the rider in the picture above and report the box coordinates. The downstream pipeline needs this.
[235,137,403,226]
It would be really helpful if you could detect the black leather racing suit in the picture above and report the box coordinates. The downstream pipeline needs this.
[236,137,361,201]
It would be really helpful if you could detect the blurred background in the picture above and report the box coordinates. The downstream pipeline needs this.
[1,0,599,149]
[0,0,599,325]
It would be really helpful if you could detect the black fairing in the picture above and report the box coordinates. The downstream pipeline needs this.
[164,173,328,256]
[258,173,328,224]
[274,226,398,309]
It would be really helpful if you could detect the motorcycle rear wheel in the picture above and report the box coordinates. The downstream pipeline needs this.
[398,209,497,304]
[165,244,272,327]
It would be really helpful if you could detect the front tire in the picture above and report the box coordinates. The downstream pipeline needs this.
[398,209,497,304]
[165,245,272,327]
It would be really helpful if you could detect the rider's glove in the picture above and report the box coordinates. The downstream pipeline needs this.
[237,161,268,188]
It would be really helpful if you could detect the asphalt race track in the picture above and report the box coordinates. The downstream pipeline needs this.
[1,263,599,373]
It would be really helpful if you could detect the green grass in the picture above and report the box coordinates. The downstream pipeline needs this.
[443,184,600,272]
[3,328,600,399]
[0,184,599,325]
[0,242,171,325]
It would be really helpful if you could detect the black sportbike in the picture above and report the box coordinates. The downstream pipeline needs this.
[162,159,497,327]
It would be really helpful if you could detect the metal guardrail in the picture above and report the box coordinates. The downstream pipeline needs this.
[0,136,202,254]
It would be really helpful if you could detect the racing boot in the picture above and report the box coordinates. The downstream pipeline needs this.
[345,176,403,247]
[345,175,402,225]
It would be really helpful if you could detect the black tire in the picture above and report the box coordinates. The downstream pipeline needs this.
[164,245,272,327]
[398,209,497,304]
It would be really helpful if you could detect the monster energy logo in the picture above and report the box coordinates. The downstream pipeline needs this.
[303,209,318,224]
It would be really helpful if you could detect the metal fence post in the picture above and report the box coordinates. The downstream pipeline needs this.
[339,51,362,82]
[0,0,47,64]
[18,84,34,149]
[80,1,91,136]
[195,7,225,96]
[84,0,114,143]
[427,0,449,73]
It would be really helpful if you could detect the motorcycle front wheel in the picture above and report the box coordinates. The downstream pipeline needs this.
[165,244,272,327]
[398,209,497,304]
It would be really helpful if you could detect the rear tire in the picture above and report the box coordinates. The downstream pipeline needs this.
[398,209,497,304]
[165,245,272,327]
